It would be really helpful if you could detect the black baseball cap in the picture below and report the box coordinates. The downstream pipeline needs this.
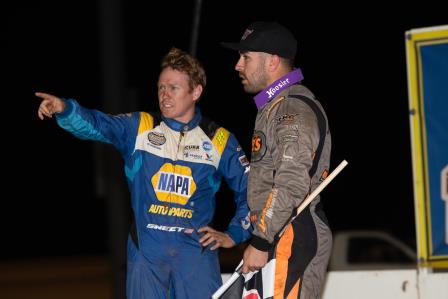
[221,21,297,59]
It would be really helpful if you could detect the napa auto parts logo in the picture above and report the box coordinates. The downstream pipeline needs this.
[151,163,196,205]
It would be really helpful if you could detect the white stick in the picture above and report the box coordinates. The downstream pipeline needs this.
[212,265,242,299]
[296,159,348,215]
[212,160,348,299]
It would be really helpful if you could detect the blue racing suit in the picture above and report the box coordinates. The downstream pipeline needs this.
[56,99,252,299]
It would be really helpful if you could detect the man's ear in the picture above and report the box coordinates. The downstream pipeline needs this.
[268,54,281,72]
[193,85,203,101]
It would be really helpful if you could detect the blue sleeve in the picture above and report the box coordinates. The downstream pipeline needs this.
[218,133,252,244]
[55,99,139,156]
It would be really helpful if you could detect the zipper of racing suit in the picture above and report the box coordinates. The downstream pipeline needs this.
[171,126,187,229]
[165,128,186,212]
[176,126,187,160]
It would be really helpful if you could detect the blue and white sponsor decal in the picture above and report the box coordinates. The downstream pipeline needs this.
[202,141,212,151]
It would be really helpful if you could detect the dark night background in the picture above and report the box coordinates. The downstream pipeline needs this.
[3,0,447,296]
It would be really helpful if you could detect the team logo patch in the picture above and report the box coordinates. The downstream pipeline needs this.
[205,153,214,162]
[241,212,251,230]
[250,214,257,222]
[239,155,249,166]
[241,28,254,40]
[319,169,329,182]
[184,145,200,151]
[183,145,203,160]
[147,132,166,146]
[151,163,196,205]
[202,141,212,151]
[251,131,267,162]
[276,113,298,124]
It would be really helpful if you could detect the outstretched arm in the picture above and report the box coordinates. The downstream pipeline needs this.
[36,92,66,120]
[35,91,139,156]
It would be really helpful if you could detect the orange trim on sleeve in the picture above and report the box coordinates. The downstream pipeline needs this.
[266,96,285,119]
[258,191,274,233]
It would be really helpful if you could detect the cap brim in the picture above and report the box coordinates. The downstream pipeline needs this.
[220,42,247,51]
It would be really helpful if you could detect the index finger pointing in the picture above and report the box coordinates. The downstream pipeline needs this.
[35,92,54,100]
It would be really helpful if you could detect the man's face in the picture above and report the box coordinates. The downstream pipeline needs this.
[234,51,270,94]
[157,67,201,123]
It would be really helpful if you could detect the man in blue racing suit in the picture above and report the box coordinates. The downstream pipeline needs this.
[36,47,252,299]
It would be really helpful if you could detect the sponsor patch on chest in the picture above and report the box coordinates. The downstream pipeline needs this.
[147,132,166,146]
[151,163,196,205]
[251,130,267,162]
